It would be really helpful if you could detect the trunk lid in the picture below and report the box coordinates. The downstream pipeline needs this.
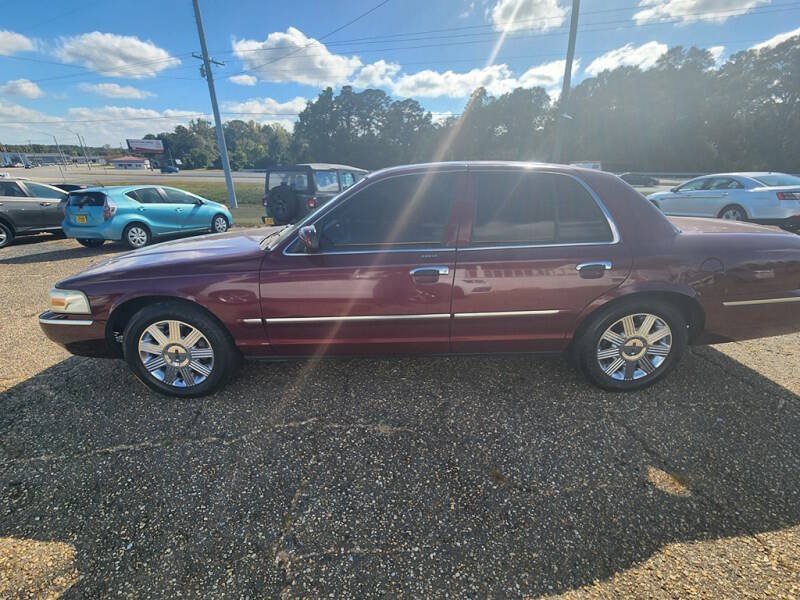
[65,191,107,226]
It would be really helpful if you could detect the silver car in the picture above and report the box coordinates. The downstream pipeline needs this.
[647,172,800,231]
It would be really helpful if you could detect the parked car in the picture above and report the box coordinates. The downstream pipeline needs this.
[262,163,367,225]
[160,165,179,174]
[39,162,800,398]
[647,172,800,230]
[0,178,67,248]
[61,185,233,249]
[618,172,659,186]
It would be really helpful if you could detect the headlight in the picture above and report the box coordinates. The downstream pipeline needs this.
[48,288,91,314]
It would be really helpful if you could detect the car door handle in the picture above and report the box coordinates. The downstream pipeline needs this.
[410,265,449,283]
[175,208,183,213]
[576,262,612,279]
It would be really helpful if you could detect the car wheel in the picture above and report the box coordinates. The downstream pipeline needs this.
[122,302,239,398]
[212,214,229,233]
[77,238,105,248]
[577,299,687,392]
[123,223,151,249]
[0,222,14,249]
[718,205,747,221]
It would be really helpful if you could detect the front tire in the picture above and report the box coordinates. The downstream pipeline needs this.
[576,299,687,392]
[122,223,151,249]
[77,238,105,248]
[212,214,229,233]
[122,302,239,398]
[0,222,14,249]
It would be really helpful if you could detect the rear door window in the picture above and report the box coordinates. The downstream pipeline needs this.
[0,181,26,197]
[470,171,613,246]
[315,172,457,252]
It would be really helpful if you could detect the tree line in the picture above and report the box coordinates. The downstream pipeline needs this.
[14,36,795,173]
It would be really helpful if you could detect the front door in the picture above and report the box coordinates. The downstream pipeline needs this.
[261,170,465,355]
[451,169,633,353]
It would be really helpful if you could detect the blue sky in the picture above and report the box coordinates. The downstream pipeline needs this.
[1,0,798,146]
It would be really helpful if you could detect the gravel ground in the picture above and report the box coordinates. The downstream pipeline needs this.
[1,235,799,598]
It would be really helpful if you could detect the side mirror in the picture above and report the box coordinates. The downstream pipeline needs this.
[194,198,204,205]
[298,225,319,253]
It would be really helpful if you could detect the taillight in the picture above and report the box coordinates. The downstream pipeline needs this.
[777,191,800,201]
[307,197,317,210]
[103,199,117,220]
[261,194,268,207]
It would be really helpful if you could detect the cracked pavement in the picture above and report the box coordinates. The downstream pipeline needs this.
[1,235,799,598]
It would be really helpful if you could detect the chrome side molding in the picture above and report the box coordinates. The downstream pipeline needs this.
[39,317,94,326]
[723,296,800,307]
[453,310,560,318]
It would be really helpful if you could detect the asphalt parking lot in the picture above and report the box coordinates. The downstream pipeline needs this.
[1,234,799,598]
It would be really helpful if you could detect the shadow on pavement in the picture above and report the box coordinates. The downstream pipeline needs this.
[0,346,798,597]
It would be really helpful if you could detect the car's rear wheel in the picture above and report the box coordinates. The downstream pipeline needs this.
[0,222,14,249]
[123,302,238,398]
[577,299,687,392]
[77,238,105,248]
[123,223,151,249]
[718,204,747,221]
[212,214,229,233]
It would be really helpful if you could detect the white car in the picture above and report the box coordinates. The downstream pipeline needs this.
[647,172,800,231]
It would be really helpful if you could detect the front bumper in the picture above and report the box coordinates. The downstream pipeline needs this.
[39,311,113,357]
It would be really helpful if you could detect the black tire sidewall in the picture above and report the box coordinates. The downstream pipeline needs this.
[0,223,13,248]
[77,238,104,248]
[212,214,229,233]
[122,223,151,249]
[578,299,688,392]
[122,302,237,398]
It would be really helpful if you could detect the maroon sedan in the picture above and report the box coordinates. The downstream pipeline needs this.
[40,162,800,397]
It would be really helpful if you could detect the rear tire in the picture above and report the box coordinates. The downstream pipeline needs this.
[77,238,105,248]
[122,223,151,249]
[122,301,239,398]
[576,298,687,392]
[0,222,13,249]
[718,204,747,221]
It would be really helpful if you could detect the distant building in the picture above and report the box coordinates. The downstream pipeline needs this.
[108,156,150,170]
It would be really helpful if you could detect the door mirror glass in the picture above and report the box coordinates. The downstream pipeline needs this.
[298,224,319,253]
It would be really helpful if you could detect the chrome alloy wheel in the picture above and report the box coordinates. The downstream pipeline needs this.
[0,228,7,246]
[720,207,745,220]
[213,216,228,233]
[127,226,149,248]
[137,320,214,387]
[596,313,672,381]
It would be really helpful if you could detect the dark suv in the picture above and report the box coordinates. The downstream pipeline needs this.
[262,163,367,225]
[0,178,68,248]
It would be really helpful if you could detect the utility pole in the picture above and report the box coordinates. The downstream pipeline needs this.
[192,0,238,208]
[77,133,92,171]
[552,0,580,164]
[53,135,69,170]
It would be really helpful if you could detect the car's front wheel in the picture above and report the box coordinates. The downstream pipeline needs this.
[77,238,105,248]
[212,214,229,233]
[123,223,151,249]
[122,302,239,397]
[576,299,687,392]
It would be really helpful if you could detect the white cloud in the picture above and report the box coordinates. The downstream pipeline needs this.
[0,79,44,99]
[0,30,35,55]
[222,96,308,117]
[431,111,455,125]
[229,74,257,86]
[518,58,577,92]
[634,0,768,25]
[77,83,154,99]
[392,64,517,98]
[750,26,800,51]
[460,1,476,19]
[232,27,362,86]
[352,60,401,88]
[55,32,180,78]
[490,0,567,32]
[707,45,725,67]
[585,41,668,76]
[62,106,199,145]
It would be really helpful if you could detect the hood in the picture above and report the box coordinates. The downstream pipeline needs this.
[60,227,281,286]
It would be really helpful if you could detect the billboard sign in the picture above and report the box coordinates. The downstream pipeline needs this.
[126,138,164,153]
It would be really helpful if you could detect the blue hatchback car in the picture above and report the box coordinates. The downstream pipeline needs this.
[62,185,233,249]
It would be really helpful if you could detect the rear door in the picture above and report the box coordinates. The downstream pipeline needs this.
[261,170,464,355]
[451,169,632,353]
[19,181,67,227]
[0,180,40,230]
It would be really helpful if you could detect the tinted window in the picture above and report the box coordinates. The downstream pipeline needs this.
[0,181,25,197]
[161,188,197,204]
[68,192,106,207]
[268,171,308,191]
[706,177,743,190]
[340,171,355,189]
[316,173,456,252]
[752,174,800,187]
[471,172,612,246]
[24,182,66,200]
[128,187,162,204]
[314,171,340,193]
[677,178,706,192]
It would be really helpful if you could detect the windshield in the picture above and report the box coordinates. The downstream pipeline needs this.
[314,170,340,193]
[752,174,800,187]
[268,171,309,191]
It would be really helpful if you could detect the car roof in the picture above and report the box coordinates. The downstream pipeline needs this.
[701,172,789,178]
[364,160,602,179]
[271,163,368,172]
